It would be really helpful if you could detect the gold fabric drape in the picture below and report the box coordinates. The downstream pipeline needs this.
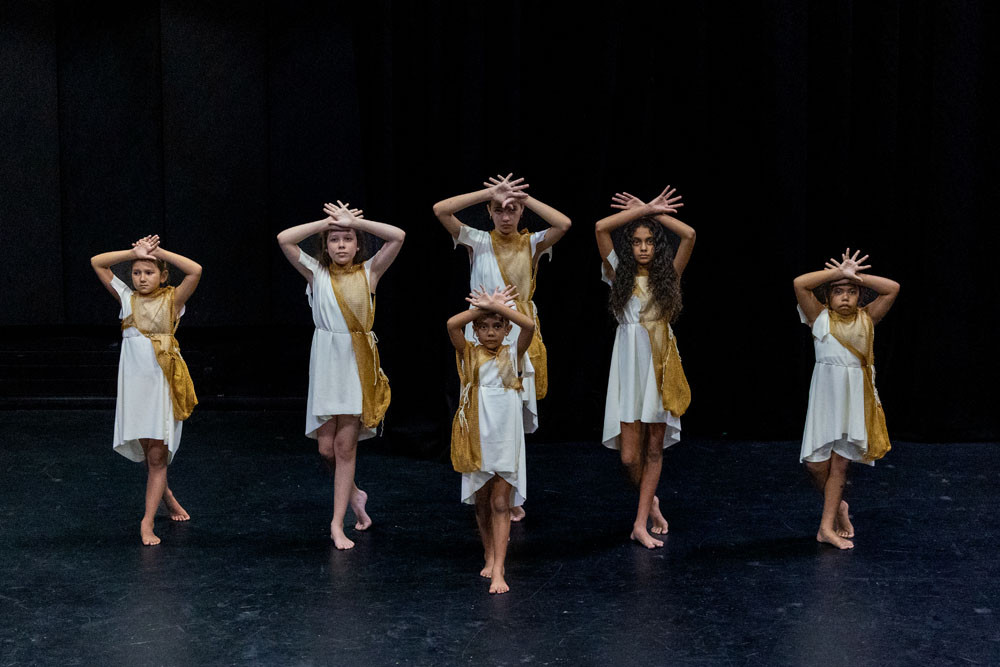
[328,264,391,430]
[121,286,198,421]
[634,273,691,417]
[451,344,522,473]
[828,307,891,462]
[489,230,547,399]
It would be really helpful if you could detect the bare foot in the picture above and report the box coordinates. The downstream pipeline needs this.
[330,522,355,550]
[630,526,664,549]
[650,496,669,535]
[489,571,510,594]
[163,490,190,522]
[510,505,525,523]
[816,527,854,550]
[480,556,494,578]
[140,519,160,546]
[835,501,855,538]
[351,488,372,531]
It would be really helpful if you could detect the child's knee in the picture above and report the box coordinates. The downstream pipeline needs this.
[317,442,336,462]
[491,495,512,515]
[146,448,168,469]
[645,442,663,462]
[620,449,641,468]
[333,437,357,460]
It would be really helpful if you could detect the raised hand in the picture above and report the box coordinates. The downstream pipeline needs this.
[322,201,364,228]
[467,284,519,310]
[824,248,871,282]
[483,173,530,208]
[132,235,160,259]
[610,192,645,210]
[646,185,684,215]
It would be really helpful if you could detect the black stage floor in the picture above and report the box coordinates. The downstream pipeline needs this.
[1,411,998,666]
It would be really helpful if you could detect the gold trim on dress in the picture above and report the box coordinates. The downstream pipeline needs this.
[451,344,522,473]
[828,307,891,461]
[489,230,548,399]
[633,275,691,417]
[121,286,198,421]
[328,264,391,430]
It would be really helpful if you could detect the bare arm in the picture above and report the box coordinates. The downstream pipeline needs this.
[857,274,900,325]
[525,195,572,254]
[793,267,843,325]
[432,188,491,239]
[276,218,332,284]
[90,249,139,303]
[432,174,529,240]
[609,188,692,275]
[152,246,202,310]
[321,202,405,291]
[446,286,535,355]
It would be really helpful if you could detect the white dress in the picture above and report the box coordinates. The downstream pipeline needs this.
[298,250,377,441]
[601,250,682,450]
[454,225,549,400]
[111,276,184,463]
[461,344,538,506]
[799,307,872,464]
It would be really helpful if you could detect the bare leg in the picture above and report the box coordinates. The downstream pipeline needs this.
[140,439,168,546]
[630,425,664,549]
[619,422,643,487]
[318,417,361,550]
[162,486,190,521]
[331,417,361,549]
[806,457,855,544]
[646,426,669,535]
[475,479,495,577]
[815,453,853,549]
[489,476,513,594]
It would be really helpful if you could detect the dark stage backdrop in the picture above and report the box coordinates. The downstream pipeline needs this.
[1,1,996,445]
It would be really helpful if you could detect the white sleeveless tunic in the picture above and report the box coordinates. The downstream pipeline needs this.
[600,250,682,450]
[298,250,377,441]
[460,344,538,506]
[799,306,872,464]
[110,276,183,463]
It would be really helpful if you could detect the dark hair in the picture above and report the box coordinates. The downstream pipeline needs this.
[814,280,875,307]
[131,257,169,283]
[474,311,509,327]
[608,219,682,323]
[317,227,371,269]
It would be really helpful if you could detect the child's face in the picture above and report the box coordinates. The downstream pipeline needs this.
[327,228,359,266]
[474,314,511,350]
[829,283,860,315]
[131,260,166,294]
[486,201,523,236]
[630,226,655,266]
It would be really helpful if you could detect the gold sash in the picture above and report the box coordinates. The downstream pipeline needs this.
[634,274,691,417]
[328,264,391,430]
[489,230,548,399]
[828,308,891,461]
[120,286,198,421]
[451,344,522,473]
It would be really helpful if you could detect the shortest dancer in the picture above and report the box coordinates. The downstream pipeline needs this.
[793,248,900,550]
[447,286,537,594]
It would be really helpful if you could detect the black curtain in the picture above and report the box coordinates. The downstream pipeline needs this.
[1,0,996,443]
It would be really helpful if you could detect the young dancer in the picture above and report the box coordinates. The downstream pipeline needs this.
[433,173,570,521]
[277,202,405,549]
[793,248,899,549]
[447,286,536,594]
[595,186,694,549]
[91,235,202,546]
